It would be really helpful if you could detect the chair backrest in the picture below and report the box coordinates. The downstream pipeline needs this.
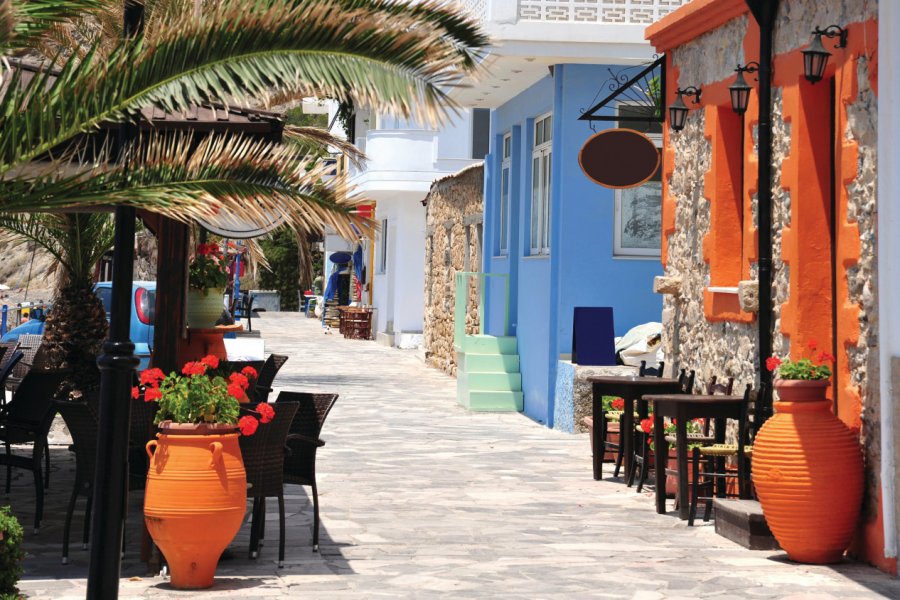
[239,401,299,499]
[54,400,99,485]
[639,360,665,378]
[251,354,289,403]
[276,391,339,485]
[0,351,24,389]
[706,375,735,396]
[10,336,44,383]
[677,369,696,394]
[0,342,17,368]
[3,369,67,429]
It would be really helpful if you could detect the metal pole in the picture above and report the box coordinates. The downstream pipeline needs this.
[746,0,779,425]
[86,2,143,598]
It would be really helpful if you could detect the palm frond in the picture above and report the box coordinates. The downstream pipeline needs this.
[0,0,485,173]
[0,213,70,273]
[0,133,375,241]
[0,0,13,52]
[284,125,367,169]
[5,0,107,51]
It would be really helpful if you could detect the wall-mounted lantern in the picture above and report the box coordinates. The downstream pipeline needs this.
[669,87,702,132]
[729,62,759,115]
[802,25,848,84]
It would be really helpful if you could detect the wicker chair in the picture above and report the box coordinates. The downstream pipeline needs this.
[239,401,299,567]
[7,335,45,392]
[250,354,289,403]
[128,398,159,491]
[275,391,338,551]
[54,400,98,563]
[0,368,67,532]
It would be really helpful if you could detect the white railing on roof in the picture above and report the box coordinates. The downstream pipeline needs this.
[517,0,688,24]
[459,0,489,22]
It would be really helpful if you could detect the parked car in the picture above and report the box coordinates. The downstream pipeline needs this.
[1,281,156,370]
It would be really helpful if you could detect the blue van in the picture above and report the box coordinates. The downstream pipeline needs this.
[1,281,156,370]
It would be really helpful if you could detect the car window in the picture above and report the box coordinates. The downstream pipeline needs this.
[95,286,113,318]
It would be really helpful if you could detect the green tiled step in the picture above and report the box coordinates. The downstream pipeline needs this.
[465,390,524,412]
[462,335,517,355]
[464,353,520,373]
[465,372,522,392]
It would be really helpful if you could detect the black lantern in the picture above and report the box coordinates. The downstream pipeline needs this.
[802,25,847,84]
[669,87,701,132]
[729,62,759,115]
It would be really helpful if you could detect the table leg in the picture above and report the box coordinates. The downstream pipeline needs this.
[677,411,689,520]
[654,411,666,514]
[714,417,726,498]
[622,395,635,485]
[592,385,602,481]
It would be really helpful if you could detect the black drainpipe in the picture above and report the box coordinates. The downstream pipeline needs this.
[746,0,779,424]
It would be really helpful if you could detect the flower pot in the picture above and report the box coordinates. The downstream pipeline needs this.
[665,450,692,500]
[752,379,863,564]
[186,288,225,329]
[144,423,246,589]
[582,417,620,462]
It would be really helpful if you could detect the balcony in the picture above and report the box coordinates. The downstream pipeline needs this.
[452,0,688,107]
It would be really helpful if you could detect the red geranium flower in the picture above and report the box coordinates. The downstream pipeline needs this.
[765,356,782,372]
[640,418,654,434]
[182,361,207,376]
[200,354,220,369]
[256,403,275,424]
[816,351,836,363]
[227,383,245,399]
[807,339,818,351]
[239,415,259,436]
[229,372,250,390]
[611,398,625,410]
[140,368,165,386]
[144,387,162,402]
[241,366,258,380]
[131,386,140,399]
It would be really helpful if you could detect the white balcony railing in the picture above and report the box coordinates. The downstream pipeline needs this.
[459,0,688,25]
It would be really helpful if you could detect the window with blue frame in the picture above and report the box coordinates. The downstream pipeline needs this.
[499,133,511,255]
[530,113,552,255]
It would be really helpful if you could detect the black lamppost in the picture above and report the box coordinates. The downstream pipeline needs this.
[668,87,702,132]
[802,25,848,84]
[87,2,143,598]
[729,62,759,115]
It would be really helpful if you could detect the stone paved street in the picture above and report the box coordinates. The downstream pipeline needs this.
[7,313,900,598]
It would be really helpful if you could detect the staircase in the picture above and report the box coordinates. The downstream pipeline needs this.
[456,334,523,411]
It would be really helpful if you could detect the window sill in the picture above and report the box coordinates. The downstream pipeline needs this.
[492,254,509,260]
[706,286,739,294]
[523,254,550,260]
[613,254,662,261]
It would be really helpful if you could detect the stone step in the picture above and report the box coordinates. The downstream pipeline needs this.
[712,498,780,551]
[462,335,517,355]
[463,353,520,373]
[465,372,522,392]
[465,390,524,412]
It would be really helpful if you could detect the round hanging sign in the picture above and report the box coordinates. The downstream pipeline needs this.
[578,128,661,189]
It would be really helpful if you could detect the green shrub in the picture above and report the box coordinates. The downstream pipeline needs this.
[0,506,24,598]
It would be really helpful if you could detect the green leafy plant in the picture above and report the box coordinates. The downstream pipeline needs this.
[641,417,706,451]
[602,396,625,412]
[189,242,228,293]
[0,505,24,599]
[259,229,301,311]
[133,356,272,435]
[766,340,834,380]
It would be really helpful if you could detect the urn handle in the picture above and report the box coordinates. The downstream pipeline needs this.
[145,439,158,459]
[208,441,224,469]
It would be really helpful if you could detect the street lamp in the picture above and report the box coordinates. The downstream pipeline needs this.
[802,25,848,84]
[729,62,759,115]
[669,87,701,132]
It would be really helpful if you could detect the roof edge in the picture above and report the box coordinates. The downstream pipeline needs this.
[646,0,749,53]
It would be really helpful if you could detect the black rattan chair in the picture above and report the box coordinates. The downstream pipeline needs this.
[250,354,289,403]
[0,368,67,532]
[54,400,98,563]
[275,391,338,552]
[239,401,299,567]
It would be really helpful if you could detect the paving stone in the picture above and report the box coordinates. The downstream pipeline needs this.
[5,313,900,598]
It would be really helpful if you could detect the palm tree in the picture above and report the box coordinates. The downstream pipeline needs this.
[0,0,486,392]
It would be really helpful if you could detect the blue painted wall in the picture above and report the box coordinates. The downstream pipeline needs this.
[482,64,663,427]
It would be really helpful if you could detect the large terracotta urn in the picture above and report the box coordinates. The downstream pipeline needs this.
[144,423,246,589]
[186,287,226,329]
[752,380,863,564]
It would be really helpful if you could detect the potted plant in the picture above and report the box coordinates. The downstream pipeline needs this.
[753,341,863,564]
[187,242,229,328]
[584,396,624,461]
[139,356,273,589]
[640,417,705,498]
[0,506,24,599]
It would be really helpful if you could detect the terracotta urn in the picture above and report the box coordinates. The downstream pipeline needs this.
[144,422,246,589]
[186,287,226,329]
[752,379,863,564]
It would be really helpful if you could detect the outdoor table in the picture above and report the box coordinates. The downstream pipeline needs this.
[588,375,682,483]
[178,323,243,364]
[642,394,747,520]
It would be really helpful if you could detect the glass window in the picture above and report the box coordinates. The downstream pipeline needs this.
[530,114,552,255]
[614,103,662,257]
[378,218,389,272]
[499,133,511,255]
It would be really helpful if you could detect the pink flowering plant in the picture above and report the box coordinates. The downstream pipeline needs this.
[766,340,834,381]
[132,355,271,435]
[189,242,228,293]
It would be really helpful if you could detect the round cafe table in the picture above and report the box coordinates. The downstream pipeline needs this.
[177,323,243,365]
[587,375,683,484]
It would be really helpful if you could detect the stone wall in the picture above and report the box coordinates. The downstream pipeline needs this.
[423,164,484,375]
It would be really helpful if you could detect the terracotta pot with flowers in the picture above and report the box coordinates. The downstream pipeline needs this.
[186,242,228,328]
[639,417,705,498]
[138,355,272,589]
[753,341,863,564]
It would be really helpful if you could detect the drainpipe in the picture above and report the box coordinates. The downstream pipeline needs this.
[745,0,779,424]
